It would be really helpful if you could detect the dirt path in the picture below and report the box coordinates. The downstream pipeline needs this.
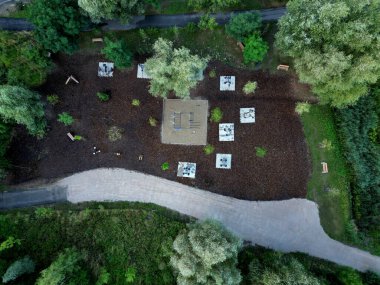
[2,168,380,273]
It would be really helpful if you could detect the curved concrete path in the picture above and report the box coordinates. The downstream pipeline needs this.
[1,168,380,273]
[0,7,286,31]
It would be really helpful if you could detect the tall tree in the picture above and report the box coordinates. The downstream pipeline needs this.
[29,0,86,53]
[36,248,89,285]
[171,220,242,285]
[225,12,262,42]
[0,31,50,87]
[0,85,46,138]
[78,0,158,23]
[145,38,208,99]
[275,0,380,108]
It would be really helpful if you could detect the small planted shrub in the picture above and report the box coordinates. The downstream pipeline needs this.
[185,22,197,33]
[148,116,158,127]
[96,92,110,102]
[131,99,141,107]
[47,94,59,105]
[203,144,215,155]
[161,162,170,171]
[210,107,223,123]
[319,139,333,150]
[295,102,311,115]
[101,37,133,69]
[34,207,54,219]
[243,81,257,95]
[209,69,216,78]
[108,126,123,142]
[74,135,83,141]
[57,112,74,126]
[255,147,267,158]
[198,14,218,31]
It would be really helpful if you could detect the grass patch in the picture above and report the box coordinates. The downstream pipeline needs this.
[0,202,190,284]
[79,26,243,66]
[300,105,353,242]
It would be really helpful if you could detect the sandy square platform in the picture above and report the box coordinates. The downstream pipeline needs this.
[216,153,232,169]
[137,64,151,79]
[98,62,114,77]
[162,99,208,145]
[219,123,234,141]
[220,76,235,91]
[177,162,196,178]
[240,108,255,123]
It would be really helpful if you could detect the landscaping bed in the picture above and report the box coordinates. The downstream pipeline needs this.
[7,53,311,201]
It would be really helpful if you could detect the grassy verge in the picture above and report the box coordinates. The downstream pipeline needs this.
[79,26,243,66]
[150,0,288,15]
[0,202,191,284]
[300,105,353,242]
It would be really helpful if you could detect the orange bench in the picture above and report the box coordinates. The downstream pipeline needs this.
[277,64,289,71]
[321,162,328,174]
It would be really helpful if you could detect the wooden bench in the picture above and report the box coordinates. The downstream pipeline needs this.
[321,162,328,174]
[277,64,289,71]
[237,41,245,51]
[67,132,75,141]
[92,38,103,43]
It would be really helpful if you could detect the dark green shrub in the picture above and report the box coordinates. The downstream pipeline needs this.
[226,12,262,42]
[47,95,59,105]
[102,37,133,69]
[243,34,269,64]
[96,92,110,102]
[198,14,218,30]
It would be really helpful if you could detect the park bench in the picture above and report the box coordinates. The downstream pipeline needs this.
[277,64,289,71]
[237,42,245,51]
[67,132,75,141]
[321,162,328,174]
[92,38,103,43]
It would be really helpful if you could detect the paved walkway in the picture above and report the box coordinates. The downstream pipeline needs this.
[1,168,380,273]
[0,7,286,31]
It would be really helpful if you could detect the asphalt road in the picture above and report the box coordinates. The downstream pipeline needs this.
[0,7,286,31]
[1,168,380,274]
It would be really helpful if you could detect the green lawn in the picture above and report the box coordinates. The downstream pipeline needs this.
[0,202,191,284]
[300,105,354,243]
[149,0,288,15]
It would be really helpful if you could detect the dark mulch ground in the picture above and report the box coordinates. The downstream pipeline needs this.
[7,53,313,201]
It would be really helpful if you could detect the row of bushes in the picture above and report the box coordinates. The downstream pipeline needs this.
[1,203,379,284]
[335,88,380,253]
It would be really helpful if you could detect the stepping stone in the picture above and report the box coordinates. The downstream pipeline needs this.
[220,76,235,91]
[240,108,255,123]
[177,162,196,178]
[98,62,114,77]
[219,123,234,141]
[216,153,232,169]
[137,64,151,79]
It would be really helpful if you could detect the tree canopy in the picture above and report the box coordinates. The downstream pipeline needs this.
[2,257,35,283]
[189,0,238,12]
[145,38,209,99]
[29,0,86,53]
[78,0,158,23]
[0,85,46,138]
[171,220,242,285]
[0,31,50,87]
[225,12,262,42]
[275,0,380,108]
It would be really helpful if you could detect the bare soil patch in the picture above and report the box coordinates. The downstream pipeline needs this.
[7,53,311,201]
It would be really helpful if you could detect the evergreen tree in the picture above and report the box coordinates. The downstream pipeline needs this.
[0,85,46,138]
[2,256,35,283]
[225,12,262,42]
[36,248,89,285]
[276,0,380,107]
